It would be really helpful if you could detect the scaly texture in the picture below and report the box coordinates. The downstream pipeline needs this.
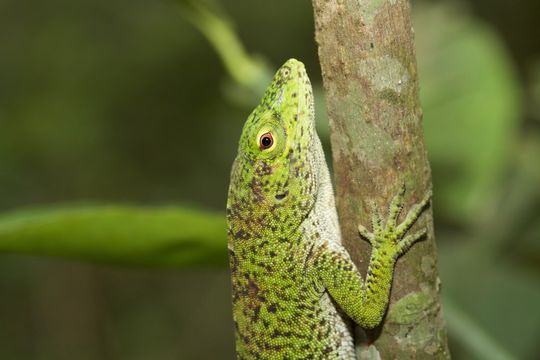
[226,59,430,359]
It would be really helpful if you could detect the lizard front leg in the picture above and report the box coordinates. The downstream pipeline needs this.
[314,187,432,329]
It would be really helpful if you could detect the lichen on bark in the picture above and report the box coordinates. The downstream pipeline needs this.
[311,0,451,358]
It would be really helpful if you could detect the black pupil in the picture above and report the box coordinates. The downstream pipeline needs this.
[261,136,272,147]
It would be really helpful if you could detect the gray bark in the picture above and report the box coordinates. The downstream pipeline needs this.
[311,0,451,358]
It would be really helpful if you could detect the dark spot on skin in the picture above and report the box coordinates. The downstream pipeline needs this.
[275,191,288,200]
[241,333,251,344]
[323,346,334,354]
[253,305,261,321]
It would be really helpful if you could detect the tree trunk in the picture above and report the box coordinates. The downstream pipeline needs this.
[311,0,451,358]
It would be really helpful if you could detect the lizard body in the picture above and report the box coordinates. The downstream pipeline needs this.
[226,59,431,359]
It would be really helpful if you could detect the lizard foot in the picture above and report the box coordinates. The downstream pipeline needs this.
[357,185,432,259]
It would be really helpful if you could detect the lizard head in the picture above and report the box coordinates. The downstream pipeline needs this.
[227,58,319,240]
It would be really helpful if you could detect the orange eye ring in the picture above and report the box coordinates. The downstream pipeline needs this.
[259,132,274,150]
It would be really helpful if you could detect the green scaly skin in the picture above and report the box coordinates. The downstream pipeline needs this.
[226,59,431,359]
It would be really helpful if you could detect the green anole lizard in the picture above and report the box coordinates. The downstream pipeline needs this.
[226,59,431,359]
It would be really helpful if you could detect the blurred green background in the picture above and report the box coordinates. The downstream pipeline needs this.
[1,0,539,359]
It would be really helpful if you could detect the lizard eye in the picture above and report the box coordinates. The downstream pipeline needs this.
[259,132,274,150]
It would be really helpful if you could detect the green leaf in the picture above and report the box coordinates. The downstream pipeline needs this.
[0,205,227,268]
[177,0,272,105]
[415,3,522,223]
